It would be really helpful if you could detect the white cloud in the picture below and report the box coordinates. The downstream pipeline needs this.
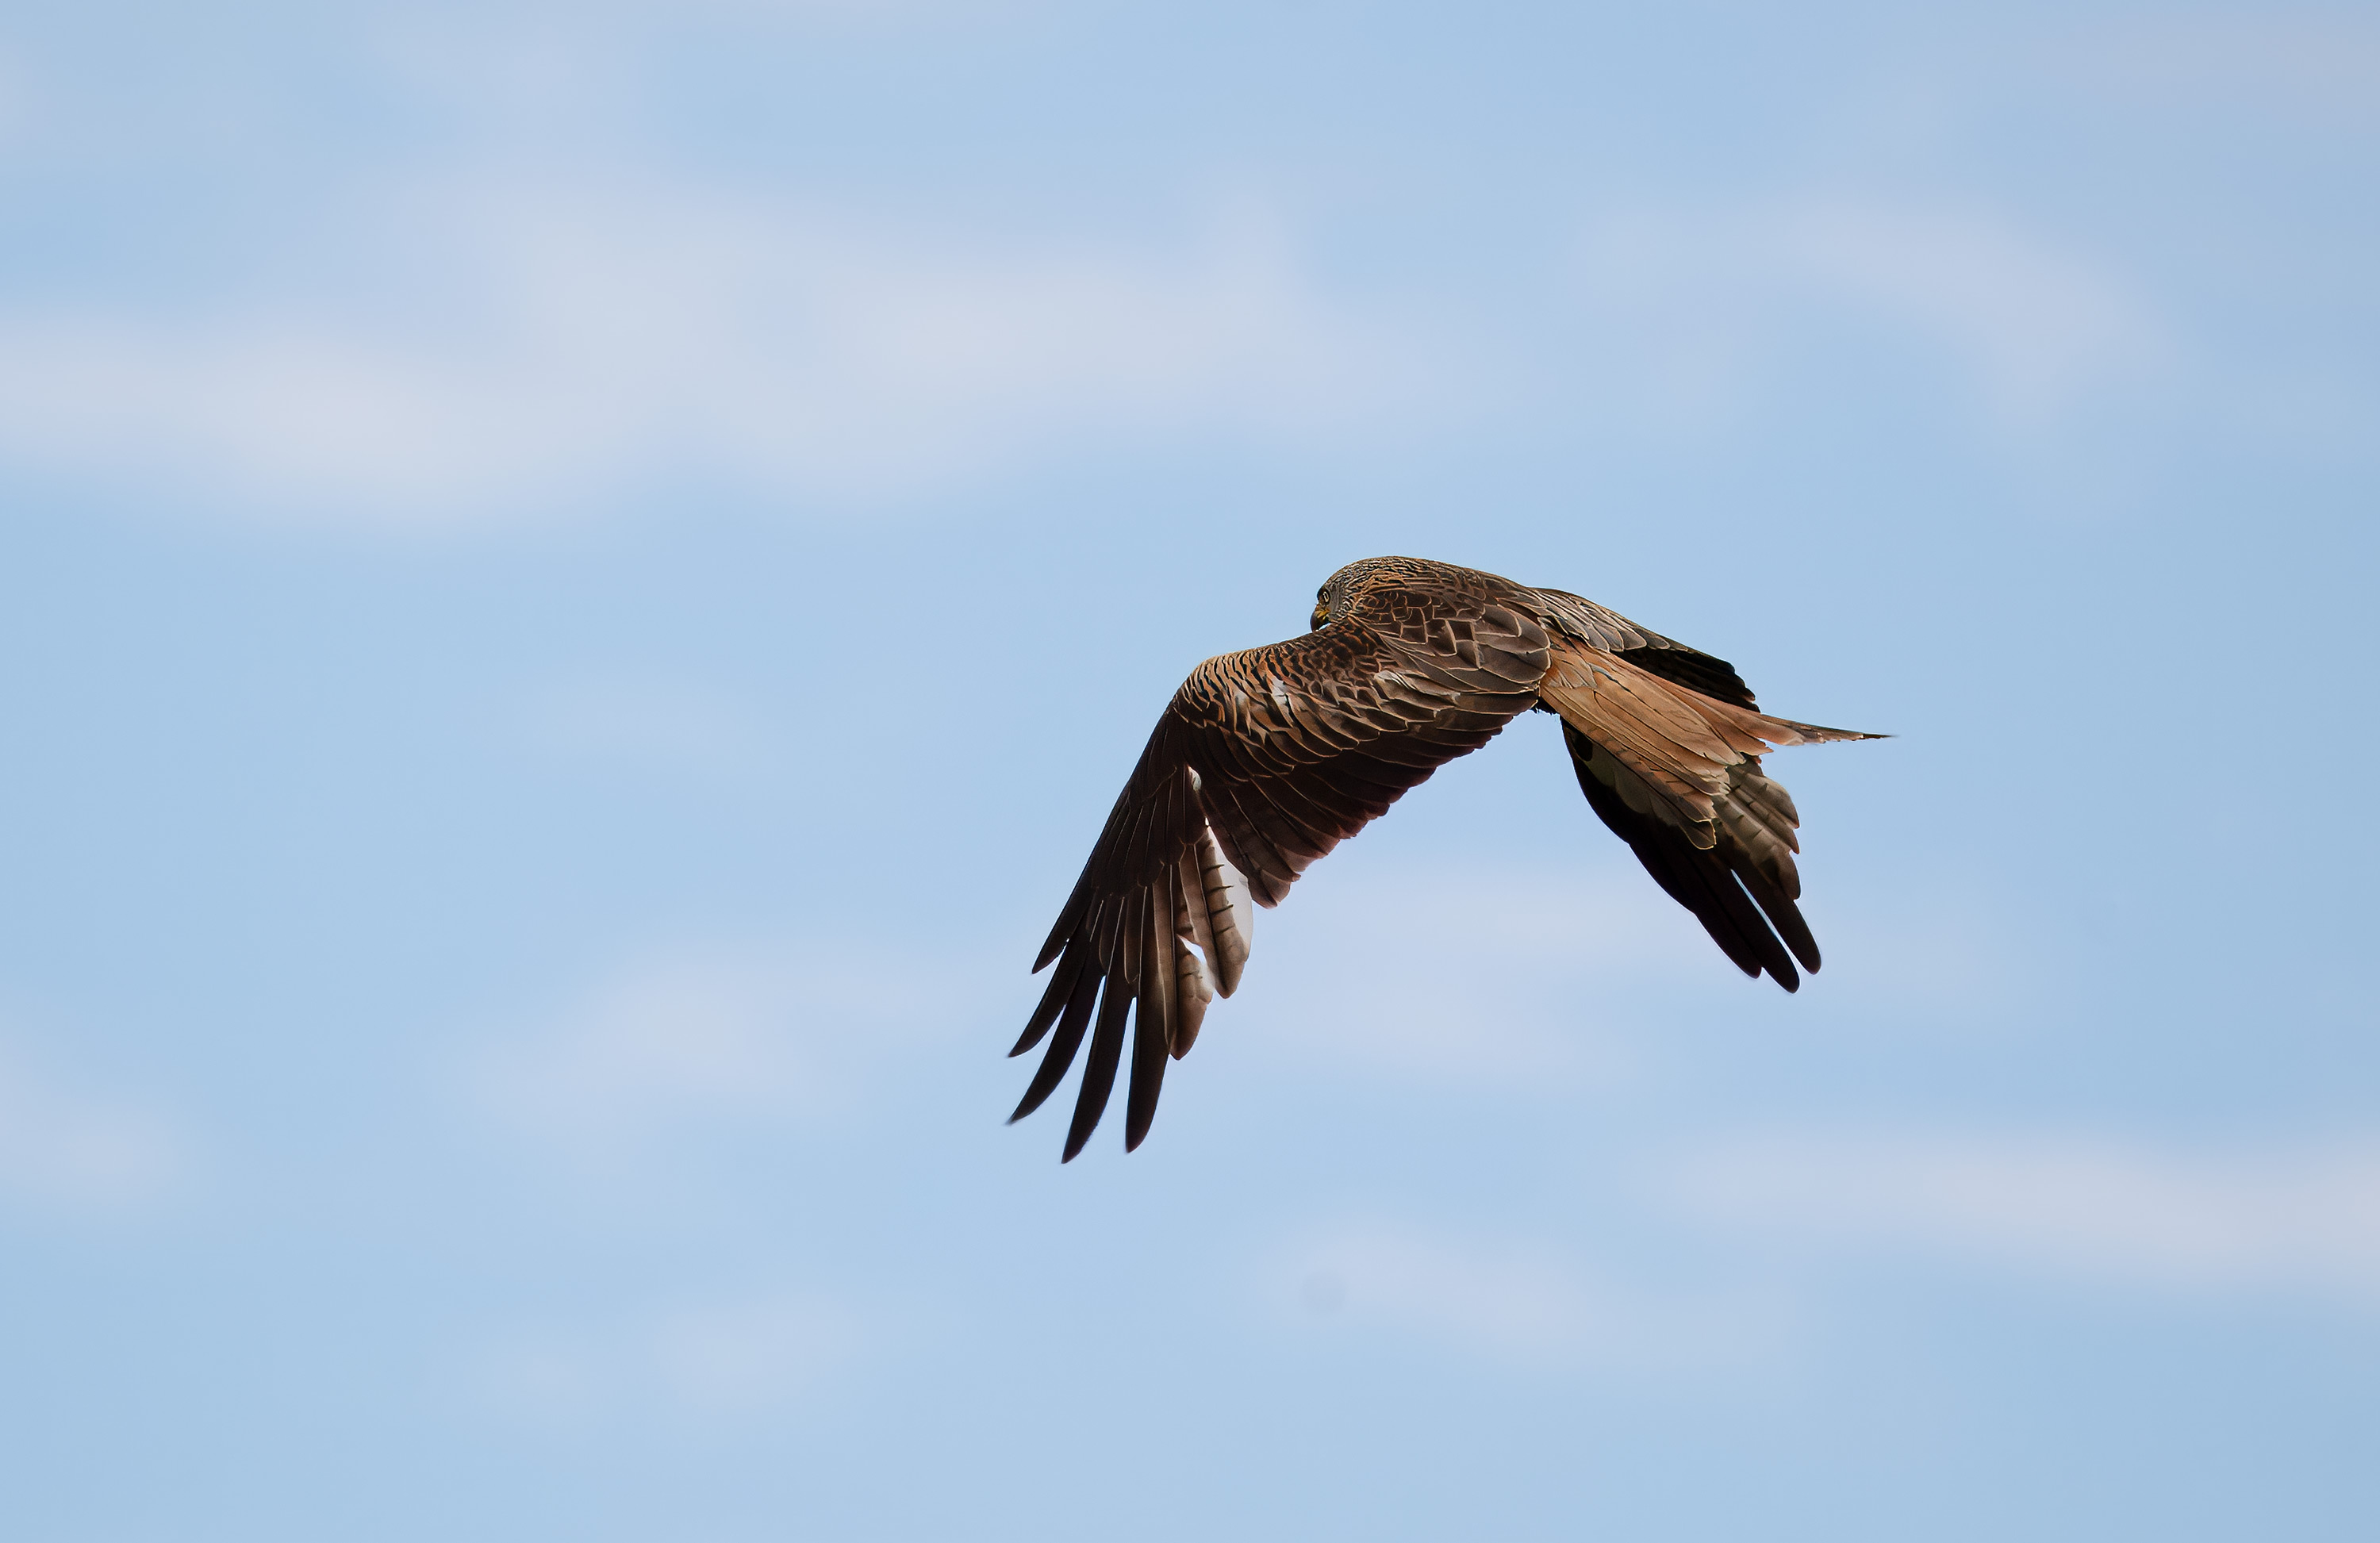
[1785,890,2013,1030]
[650,1292,866,1412]
[473,1288,866,1429]
[0,175,1448,527]
[470,938,957,1156]
[1239,858,1712,1088]
[1273,1219,1783,1370]
[1673,1131,2380,1305]
[1779,200,2161,413]
[0,1038,185,1214]
[1578,195,2164,423]
[1234,848,1994,1086]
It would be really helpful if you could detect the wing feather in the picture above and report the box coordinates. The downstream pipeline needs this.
[1123,885,1174,1151]
[1013,571,1547,1157]
[1062,967,1134,1161]
[1540,638,1876,990]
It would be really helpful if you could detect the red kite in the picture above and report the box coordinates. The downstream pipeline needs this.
[1012,557,1880,1159]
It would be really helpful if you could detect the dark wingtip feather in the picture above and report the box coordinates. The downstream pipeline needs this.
[1124,1002,1169,1151]
[1736,864,1822,976]
[1008,955,1084,1057]
[1562,722,1810,991]
[1008,966,1100,1123]
[1061,973,1131,1161]
[1007,1067,1065,1127]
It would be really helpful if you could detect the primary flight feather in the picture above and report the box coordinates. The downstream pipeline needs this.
[1011,556,1881,1160]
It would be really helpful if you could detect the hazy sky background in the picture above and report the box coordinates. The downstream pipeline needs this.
[2,2,2375,1539]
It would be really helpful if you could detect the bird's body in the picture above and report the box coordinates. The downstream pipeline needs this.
[1012,555,1879,1159]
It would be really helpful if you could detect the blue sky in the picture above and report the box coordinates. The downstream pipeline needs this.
[2,2,2376,1539]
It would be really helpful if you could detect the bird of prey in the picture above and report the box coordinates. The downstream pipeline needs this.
[1011,555,1879,1160]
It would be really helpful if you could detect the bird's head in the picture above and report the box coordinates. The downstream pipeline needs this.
[1311,558,1397,631]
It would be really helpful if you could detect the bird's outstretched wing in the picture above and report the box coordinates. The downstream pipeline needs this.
[1012,582,1549,1159]
[1531,632,1876,991]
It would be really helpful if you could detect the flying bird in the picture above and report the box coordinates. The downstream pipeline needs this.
[1011,556,1880,1160]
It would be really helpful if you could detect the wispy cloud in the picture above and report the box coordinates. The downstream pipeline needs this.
[1238,859,1713,1089]
[1578,195,2165,424]
[470,1288,867,1430]
[1271,1219,1784,1371]
[1673,1131,2380,1306]
[1230,848,1998,1086]
[0,175,1451,527]
[1778,200,2163,413]
[468,938,958,1158]
[0,1037,186,1215]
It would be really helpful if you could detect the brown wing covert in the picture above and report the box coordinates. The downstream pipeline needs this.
[1010,574,1549,1159]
